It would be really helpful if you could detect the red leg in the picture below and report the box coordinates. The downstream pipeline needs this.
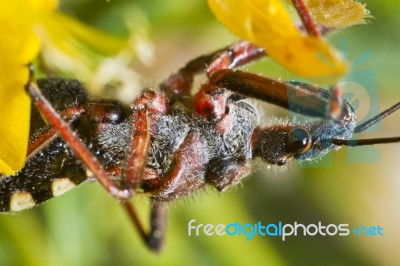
[194,84,231,120]
[122,200,166,252]
[150,131,207,200]
[27,105,85,160]
[206,41,265,76]
[162,0,327,103]
[25,81,131,200]
[25,82,170,251]
[124,108,150,188]
[204,69,346,119]
[160,41,265,99]
[291,0,320,37]
[123,90,169,189]
[169,42,265,128]
[97,164,167,252]
[187,42,264,127]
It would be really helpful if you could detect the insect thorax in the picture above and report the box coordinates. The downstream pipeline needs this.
[96,98,260,195]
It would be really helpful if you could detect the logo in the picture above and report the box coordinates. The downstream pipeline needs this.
[188,219,383,241]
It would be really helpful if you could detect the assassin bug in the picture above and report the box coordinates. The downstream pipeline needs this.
[1,1,399,252]
[0,41,398,251]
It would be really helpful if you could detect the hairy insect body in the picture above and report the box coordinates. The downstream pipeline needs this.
[0,73,364,213]
[0,79,361,212]
[96,98,259,200]
[0,80,260,211]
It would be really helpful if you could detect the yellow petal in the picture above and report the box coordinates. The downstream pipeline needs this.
[305,0,371,28]
[27,0,58,12]
[42,12,128,56]
[0,4,41,174]
[208,0,349,82]
[0,78,31,175]
[34,11,130,81]
[0,0,128,174]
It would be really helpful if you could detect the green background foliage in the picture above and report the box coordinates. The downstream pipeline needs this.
[1,0,400,265]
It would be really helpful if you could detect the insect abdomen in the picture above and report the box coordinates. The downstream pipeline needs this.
[0,79,91,212]
[0,138,90,212]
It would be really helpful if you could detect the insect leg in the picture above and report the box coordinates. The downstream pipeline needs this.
[27,105,85,160]
[148,200,167,251]
[207,69,347,119]
[151,131,207,200]
[194,82,232,121]
[160,41,265,99]
[206,41,265,76]
[205,20,333,77]
[161,0,329,101]
[123,90,169,189]
[25,68,131,200]
[119,130,206,252]
[195,71,344,127]
[102,164,168,251]
[122,200,167,252]
[123,108,150,189]
[291,0,320,37]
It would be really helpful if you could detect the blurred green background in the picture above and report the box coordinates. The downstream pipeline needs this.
[1,0,400,265]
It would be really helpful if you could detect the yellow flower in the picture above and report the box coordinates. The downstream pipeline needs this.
[208,0,369,82]
[0,0,132,175]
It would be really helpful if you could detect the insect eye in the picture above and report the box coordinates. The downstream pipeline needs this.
[287,127,311,154]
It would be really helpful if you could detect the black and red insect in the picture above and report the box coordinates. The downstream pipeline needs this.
[1,1,399,252]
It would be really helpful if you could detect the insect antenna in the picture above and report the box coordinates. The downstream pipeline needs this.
[332,137,400,147]
[354,102,400,133]
[331,102,400,147]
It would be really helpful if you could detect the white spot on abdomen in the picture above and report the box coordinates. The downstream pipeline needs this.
[10,192,36,212]
[51,178,76,197]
